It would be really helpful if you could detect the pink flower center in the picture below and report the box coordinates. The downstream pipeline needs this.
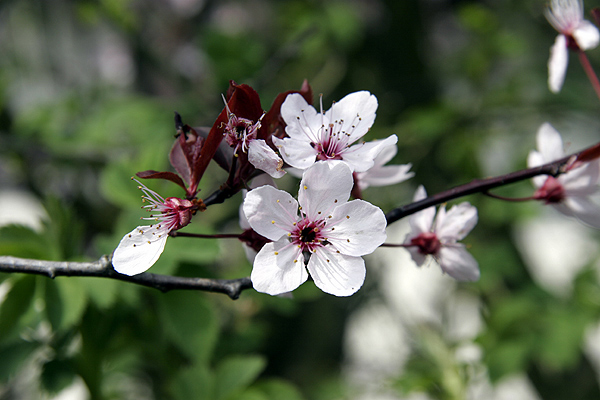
[313,124,349,161]
[533,176,566,204]
[410,232,441,255]
[223,114,260,154]
[161,197,195,230]
[290,218,327,253]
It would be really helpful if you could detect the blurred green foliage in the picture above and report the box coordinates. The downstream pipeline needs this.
[2,0,600,399]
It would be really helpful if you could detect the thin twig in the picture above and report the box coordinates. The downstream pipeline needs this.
[385,147,578,224]
[2,141,598,298]
[0,255,252,300]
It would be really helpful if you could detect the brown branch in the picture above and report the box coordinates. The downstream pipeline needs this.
[0,255,252,300]
[2,141,598,298]
[385,144,588,224]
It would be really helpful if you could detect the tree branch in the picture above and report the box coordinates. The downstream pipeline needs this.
[0,255,252,300]
[2,141,598,298]
[385,146,584,224]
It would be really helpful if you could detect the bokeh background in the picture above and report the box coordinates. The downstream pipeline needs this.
[2,0,600,399]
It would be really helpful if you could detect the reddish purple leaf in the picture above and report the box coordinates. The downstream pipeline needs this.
[260,79,313,140]
[136,170,188,191]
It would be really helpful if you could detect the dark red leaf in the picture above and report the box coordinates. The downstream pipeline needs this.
[260,79,313,140]
[192,83,263,189]
[575,142,600,164]
[136,170,188,191]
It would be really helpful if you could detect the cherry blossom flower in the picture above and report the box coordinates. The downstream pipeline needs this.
[528,122,600,228]
[223,98,285,178]
[273,91,397,173]
[354,142,414,190]
[403,186,479,281]
[545,0,599,92]
[112,179,196,276]
[242,162,387,296]
[238,175,275,263]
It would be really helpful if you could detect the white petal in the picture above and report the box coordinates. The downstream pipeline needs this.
[562,160,600,195]
[325,91,378,144]
[298,162,353,220]
[574,20,600,50]
[527,150,547,188]
[408,186,436,235]
[372,142,398,166]
[357,163,414,190]
[112,225,169,276]
[307,247,366,296]
[248,139,285,178]
[272,136,317,170]
[435,202,478,242]
[239,175,277,230]
[537,122,565,162]
[548,34,569,93]
[561,195,600,228]
[280,93,323,143]
[406,246,427,267]
[243,185,298,241]
[341,135,398,172]
[326,199,387,256]
[251,240,307,295]
[438,246,480,281]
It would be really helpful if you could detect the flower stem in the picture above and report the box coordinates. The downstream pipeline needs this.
[578,50,600,102]
[483,191,536,202]
[170,231,242,239]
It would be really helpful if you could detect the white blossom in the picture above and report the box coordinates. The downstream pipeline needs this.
[223,103,285,178]
[274,91,397,173]
[528,122,600,228]
[355,142,414,190]
[112,180,196,276]
[545,0,600,92]
[243,162,387,296]
[403,186,479,281]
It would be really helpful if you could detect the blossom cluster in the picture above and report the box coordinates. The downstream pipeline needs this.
[111,0,600,297]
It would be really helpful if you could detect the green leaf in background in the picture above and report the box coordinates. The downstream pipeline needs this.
[159,291,219,362]
[169,363,214,400]
[215,355,267,400]
[0,276,37,342]
[0,225,51,260]
[536,306,591,371]
[0,339,40,383]
[251,378,305,400]
[40,358,76,395]
[44,278,88,332]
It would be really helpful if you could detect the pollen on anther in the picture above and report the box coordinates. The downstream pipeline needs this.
[346,215,350,219]
[128,234,132,238]
[326,259,330,262]
[334,199,338,203]
[277,199,280,203]
[287,233,291,237]
[147,241,151,244]
[303,185,308,190]
[293,222,297,226]
[271,220,275,224]
[294,260,298,263]
[336,250,340,253]
[347,239,350,242]
[318,211,321,214]
[133,244,136,247]
[274,251,279,255]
